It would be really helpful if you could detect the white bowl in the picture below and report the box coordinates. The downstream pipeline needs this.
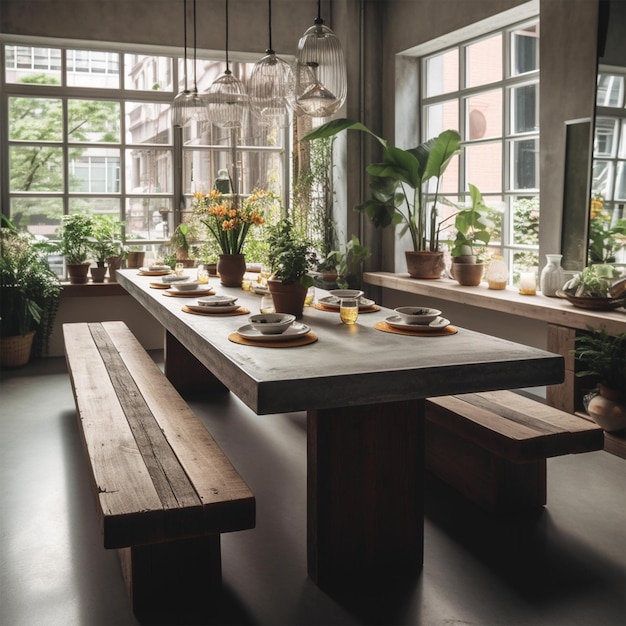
[248,313,296,335]
[163,274,189,283]
[328,289,364,300]
[394,306,441,325]
[198,295,238,307]
[172,281,200,291]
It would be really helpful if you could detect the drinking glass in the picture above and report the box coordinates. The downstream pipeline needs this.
[196,265,209,284]
[339,297,359,325]
[174,262,184,276]
[260,294,275,314]
[304,286,315,306]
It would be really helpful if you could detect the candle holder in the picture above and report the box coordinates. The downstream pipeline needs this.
[519,270,537,295]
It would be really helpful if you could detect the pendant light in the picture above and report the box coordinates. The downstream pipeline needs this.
[205,0,248,128]
[249,0,293,128]
[294,0,347,118]
[172,0,209,127]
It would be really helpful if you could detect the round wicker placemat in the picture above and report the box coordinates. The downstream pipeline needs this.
[149,282,170,289]
[374,321,458,337]
[314,303,380,314]
[228,331,318,348]
[162,289,215,297]
[182,306,249,316]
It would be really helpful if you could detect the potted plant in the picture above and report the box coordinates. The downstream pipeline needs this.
[441,184,495,286]
[0,218,62,367]
[573,327,626,432]
[55,213,94,283]
[193,188,270,287]
[319,235,371,289]
[304,119,461,279]
[170,222,197,268]
[267,218,316,318]
[90,215,126,282]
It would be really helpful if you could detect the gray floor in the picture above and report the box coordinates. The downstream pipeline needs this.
[1,355,625,626]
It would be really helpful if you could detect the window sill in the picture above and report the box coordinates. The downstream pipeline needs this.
[61,281,129,298]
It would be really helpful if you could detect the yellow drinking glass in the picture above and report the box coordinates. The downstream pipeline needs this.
[339,297,359,325]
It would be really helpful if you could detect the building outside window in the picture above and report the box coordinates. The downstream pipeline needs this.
[419,19,540,281]
[1,40,289,272]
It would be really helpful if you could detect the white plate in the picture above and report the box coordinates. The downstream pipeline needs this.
[139,267,172,276]
[198,295,238,306]
[236,322,311,342]
[318,295,375,310]
[384,315,450,332]
[164,286,213,296]
[186,304,241,314]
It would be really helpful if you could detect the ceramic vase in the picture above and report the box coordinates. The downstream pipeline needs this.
[267,279,307,319]
[66,262,91,284]
[405,251,444,279]
[217,254,246,287]
[540,254,565,297]
[587,385,626,433]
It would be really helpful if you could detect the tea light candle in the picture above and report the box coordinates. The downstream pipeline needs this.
[519,271,537,295]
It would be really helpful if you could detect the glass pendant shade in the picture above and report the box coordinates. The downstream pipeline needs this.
[295,20,347,118]
[205,70,248,128]
[249,51,293,127]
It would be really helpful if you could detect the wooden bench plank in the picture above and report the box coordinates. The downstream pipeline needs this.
[64,323,165,546]
[425,390,604,513]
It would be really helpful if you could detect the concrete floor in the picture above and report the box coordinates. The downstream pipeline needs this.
[1,355,625,626]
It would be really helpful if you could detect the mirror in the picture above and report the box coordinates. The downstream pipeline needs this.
[589,0,626,266]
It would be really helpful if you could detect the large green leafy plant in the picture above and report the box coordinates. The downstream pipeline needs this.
[267,219,316,286]
[573,327,626,395]
[1,217,61,356]
[56,213,94,263]
[304,119,461,251]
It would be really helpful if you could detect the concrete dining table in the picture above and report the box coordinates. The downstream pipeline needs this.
[116,269,564,591]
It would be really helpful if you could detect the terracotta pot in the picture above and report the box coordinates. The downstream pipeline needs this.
[126,251,146,269]
[267,279,307,319]
[451,260,484,286]
[0,330,36,369]
[106,256,123,282]
[405,250,444,279]
[90,264,107,283]
[217,254,246,287]
[66,262,91,284]
[588,385,626,433]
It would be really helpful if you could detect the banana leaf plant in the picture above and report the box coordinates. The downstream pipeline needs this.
[304,119,461,252]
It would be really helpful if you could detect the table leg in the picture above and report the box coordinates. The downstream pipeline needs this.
[164,330,227,395]
[307,399,424,590]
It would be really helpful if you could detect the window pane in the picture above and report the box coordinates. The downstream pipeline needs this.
[66,49,120,88]
[10,197,63,237]
[425,49,459,97]
[596,73,624,108]
[512,196,539,245]
[615,162,626,202]
[618,120,626,159]
[68,100,121,143]
[510,83,538,133]
[126,198,173,241]
[126,149,173,193]
[10,146,64,192]
[594,117,618,158]
[465,142,502,192]
[592,160,613,198]
[68,197,121,216]
[124,54,173,91]
[423,101,458,138]
[466,35,502,88]
[510,138,538,189]
[465,89,502,140]
[69,148,121,192]
[511,23,539,75]
[512,250,539,283]
[5,45,62,84]
[125,102,172,144]
[9,97,62,141]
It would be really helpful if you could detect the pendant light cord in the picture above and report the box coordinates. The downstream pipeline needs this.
[225,0,231,72]
[192,0,198,88]
[267,0,274,53]
[315,0,323,25]
[183,0,188,90]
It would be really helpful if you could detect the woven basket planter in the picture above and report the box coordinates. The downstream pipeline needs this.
[0,330,36,369]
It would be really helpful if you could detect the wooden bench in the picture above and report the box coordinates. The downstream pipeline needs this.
[425,390,604,514]
[63,321,255,616]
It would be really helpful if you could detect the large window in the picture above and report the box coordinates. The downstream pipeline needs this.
[1,40,289,268]
[420,19,540,280]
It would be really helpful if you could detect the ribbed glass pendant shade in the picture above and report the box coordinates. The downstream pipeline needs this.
[206,69,248,128]
[294,19,347,118]
[249,51,293,128]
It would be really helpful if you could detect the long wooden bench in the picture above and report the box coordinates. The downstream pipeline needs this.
[425,390,604,514]
[63,321,255,616]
